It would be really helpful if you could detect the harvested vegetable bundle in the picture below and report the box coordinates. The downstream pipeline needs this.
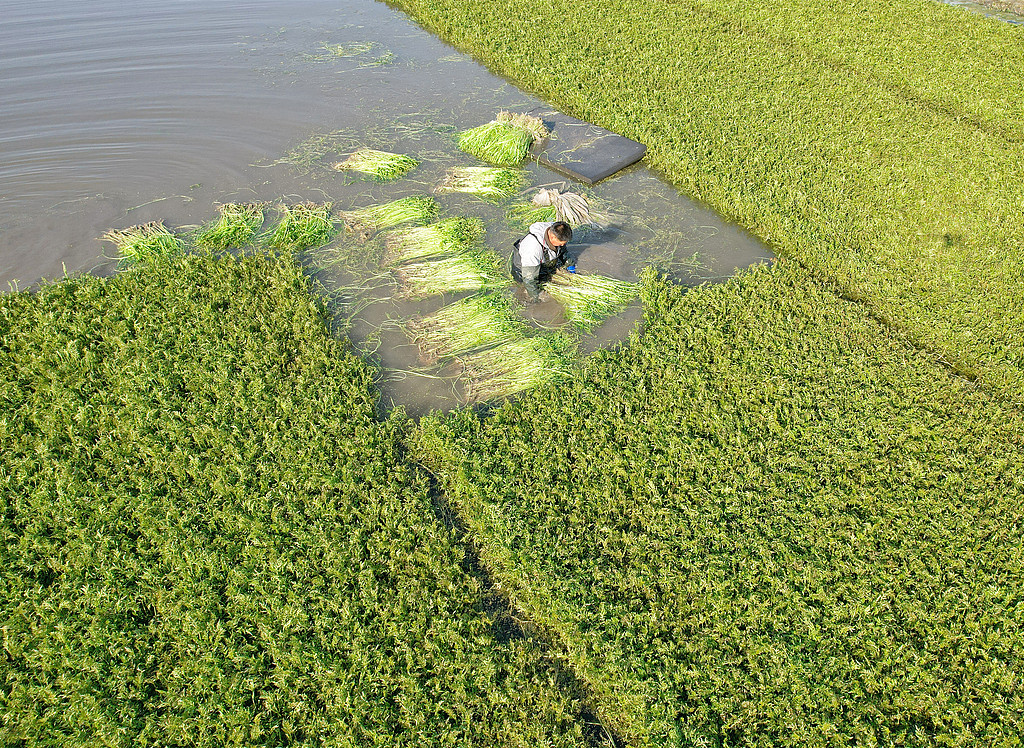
[458,334,571,403]
[338,196,438,233]
[496,111,548,140]
[266,202,337,251]
[332,148,418,181]
[458,121,531,167]
[436,166,523,202]
[406,293,527,362]
[103,222,184,266]
[531,188,598,226]
[457,111,549,166]
[383,217,484,265]
[544,271,638,330]
[394,252,508,298]
[195,203,265,250]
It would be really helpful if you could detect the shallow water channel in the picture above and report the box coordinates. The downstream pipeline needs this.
[1,0,772,413]
[936,0,1024,23]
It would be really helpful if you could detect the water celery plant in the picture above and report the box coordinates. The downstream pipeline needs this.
[458,121,533,166]
[265,202,337,251]
[332,147,419,181]
[457,334,571,403]
[389,0,1024,400]
[411,263,1024,746]
[394,251,508,298]
[195,203,265,250]
[406,293,528,362]
[383,217,485,265]
[103,222,185,267]
[338,195,439,233]
[437,166,524,202]
[457,111,547,167]
[544,271,638,330]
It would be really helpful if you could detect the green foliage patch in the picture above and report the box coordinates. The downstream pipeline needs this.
[333,147,419,181]
[102,221,186,267]
[195,202,266,251]
[265,201,338,252]
[0,251,586,747]
[386,0,1024,401]
[413,261,1024,746]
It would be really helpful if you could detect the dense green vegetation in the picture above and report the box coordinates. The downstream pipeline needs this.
[6,1,1024,745]
[414,261,1024,746]
[0,250,586,747]
[385,0,1024,402]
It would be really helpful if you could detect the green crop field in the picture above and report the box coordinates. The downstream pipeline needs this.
[414,261,1024,746]
[5,0,1024,745]
[0,251,586,747]
[385,0,1024,403]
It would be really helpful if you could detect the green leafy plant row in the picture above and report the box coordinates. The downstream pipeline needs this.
[0,250,587,747]
[412,260,1024,747]
[385,0,1024,402]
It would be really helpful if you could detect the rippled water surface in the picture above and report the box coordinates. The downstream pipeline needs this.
[1,0,773,411]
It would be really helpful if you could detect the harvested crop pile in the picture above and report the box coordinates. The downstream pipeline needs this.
[332,147,419,181]
[436,166,524,201]
[458,111,549,166]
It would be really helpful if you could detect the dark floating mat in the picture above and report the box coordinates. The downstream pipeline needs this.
[528,108,647,184]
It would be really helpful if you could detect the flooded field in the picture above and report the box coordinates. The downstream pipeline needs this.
[1,0,772,412]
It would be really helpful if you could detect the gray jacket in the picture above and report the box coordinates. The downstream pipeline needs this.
[513,222,564,270]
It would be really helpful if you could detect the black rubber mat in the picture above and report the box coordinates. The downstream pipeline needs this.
[528,108,647,184]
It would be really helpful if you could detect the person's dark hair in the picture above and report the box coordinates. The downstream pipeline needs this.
[550,221,573,243]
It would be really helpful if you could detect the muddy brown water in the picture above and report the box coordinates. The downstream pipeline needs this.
[1,0,773,414]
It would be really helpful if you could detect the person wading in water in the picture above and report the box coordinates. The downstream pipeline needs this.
[511,220,574,303]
